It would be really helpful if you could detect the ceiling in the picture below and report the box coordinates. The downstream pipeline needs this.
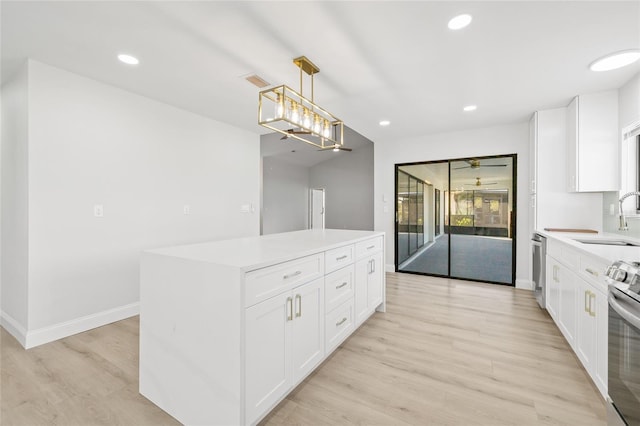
[2,1,639,146]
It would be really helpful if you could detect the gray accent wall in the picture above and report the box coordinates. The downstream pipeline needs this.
[309,141,374,231]
[261,156,310,235]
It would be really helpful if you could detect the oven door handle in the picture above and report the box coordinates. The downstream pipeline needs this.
[609,291,640,330]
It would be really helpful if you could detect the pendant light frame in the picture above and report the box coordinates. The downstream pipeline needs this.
[258,56,344,149]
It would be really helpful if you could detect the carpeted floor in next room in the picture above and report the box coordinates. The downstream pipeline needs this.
[399,233,513,284]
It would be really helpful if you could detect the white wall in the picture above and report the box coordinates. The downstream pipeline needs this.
[1,63,30,343]
[2,60,260,347]
[309,142,374,231]
[261,156,309,234]
[604,71,640,237]
[374,123,531,286]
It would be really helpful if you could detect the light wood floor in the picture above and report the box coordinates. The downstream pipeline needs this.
[2,273,605,425]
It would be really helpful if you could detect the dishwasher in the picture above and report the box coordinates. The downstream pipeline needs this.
[532,233,546,309]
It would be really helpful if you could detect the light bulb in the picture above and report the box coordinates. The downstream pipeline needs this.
[289,100,300,123]
[275,94,284,118]
[302,108,311,129]
[323,120,331,138]
[313,114,322,134]
[332,145,340,152]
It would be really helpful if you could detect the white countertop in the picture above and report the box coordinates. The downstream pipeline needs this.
[536,230,640,263]
[144,229,384,271]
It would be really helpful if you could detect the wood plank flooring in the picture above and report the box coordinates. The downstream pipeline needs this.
[1,273,605,425]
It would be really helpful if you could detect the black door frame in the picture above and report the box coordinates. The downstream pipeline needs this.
[394,154,517,286]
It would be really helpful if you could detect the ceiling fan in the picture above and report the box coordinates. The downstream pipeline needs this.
[280,128,311,140]
[464,177,498,187]
[454,159,508,170]
[317,143,352,152]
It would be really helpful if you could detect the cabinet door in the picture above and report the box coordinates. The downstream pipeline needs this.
[594,289,608,397]
[245,292,292,425]
[354,257,369,326]
[367,252,384,310]
[291,278,324,383]
[558,264,577,348]
[575,278,596,371]
[546,256,560,321]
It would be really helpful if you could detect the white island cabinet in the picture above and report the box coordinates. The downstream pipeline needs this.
[139,229,385,426]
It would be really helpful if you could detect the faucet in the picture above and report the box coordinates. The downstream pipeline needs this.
[618,191,640,231]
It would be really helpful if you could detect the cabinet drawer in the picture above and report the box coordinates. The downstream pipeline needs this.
[325,244,354,274]
[578,254,609,293]
[355,236,383,259]
[325,265,355,313]
[325,299,354,354]
[547,239,579,269]
[245,254,324,307]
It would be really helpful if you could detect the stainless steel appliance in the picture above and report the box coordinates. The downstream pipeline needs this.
[606,260,640,426]
[532,233,546,309]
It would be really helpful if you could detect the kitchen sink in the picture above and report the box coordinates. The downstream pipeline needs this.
[574,238,640,247]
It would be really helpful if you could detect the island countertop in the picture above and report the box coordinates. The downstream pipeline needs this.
[145,229,385,271]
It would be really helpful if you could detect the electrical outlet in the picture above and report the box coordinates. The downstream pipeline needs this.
[609,203,615,215]
[183,205,190,215]
[94,204,104,217]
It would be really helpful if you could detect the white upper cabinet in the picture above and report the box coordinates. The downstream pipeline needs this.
[566,90,619,192]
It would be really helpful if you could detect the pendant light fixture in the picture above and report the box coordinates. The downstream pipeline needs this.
[258,56,344,149]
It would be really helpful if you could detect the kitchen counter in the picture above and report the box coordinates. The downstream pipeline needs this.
[536,230,640,263]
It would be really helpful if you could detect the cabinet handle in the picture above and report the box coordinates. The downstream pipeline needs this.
[584,290,590,313]
[367,245,375,250]
[336,317,347,327]
[286,297,293,321]
[371,259,376,273]
[336,282,348,290]
[295,294,302,318]
[585,268,598,277]
[336,255,348,261]
[283,270,302,280]
[589,292,596,317]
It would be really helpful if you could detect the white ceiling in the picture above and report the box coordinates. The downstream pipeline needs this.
[2,1,639,146]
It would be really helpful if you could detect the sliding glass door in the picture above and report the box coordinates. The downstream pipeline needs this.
[395,155,516,285]
[397,170,425,265]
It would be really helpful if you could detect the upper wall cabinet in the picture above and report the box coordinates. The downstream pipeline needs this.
[567,90,619,192]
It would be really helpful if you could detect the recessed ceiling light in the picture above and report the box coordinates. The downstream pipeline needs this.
[589,49,640,72]
[379,120,391,126]
[117,54,139,65]
[463,105,477,112]
[448,14,472,30]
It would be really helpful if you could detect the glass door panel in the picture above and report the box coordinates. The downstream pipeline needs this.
[397,170,410,264]
[449,156,514,284]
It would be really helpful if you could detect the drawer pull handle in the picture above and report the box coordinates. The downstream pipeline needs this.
[336,255,348,261]
[367,245,375,250]
[336,282,348,289]
[585,268,598,277]
[589,292,596,317]
[283,270,302,280]
[336,317,347,327]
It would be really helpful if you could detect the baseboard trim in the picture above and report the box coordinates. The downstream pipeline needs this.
[385,263,395,273]
[515,279,534,291]
[24,302,139,349]
[1,311,28,348]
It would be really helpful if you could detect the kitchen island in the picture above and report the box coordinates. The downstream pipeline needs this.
[139,229,385,425]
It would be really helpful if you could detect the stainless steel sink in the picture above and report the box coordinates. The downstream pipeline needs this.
[574,239,640,247]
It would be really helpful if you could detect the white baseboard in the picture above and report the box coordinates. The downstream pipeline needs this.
[385,263,395,273]
[515,279,534,291]
[23,302,139,349]
[1,311,28,347]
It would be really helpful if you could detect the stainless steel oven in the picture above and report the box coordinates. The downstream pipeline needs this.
[607,260,640,426]
[532,233,546,309]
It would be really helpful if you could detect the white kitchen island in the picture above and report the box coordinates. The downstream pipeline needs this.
[139,229,385,425]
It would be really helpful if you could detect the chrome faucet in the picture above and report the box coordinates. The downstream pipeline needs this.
[619,191,640,231]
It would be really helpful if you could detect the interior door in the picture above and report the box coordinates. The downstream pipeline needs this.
[310,188,325,229]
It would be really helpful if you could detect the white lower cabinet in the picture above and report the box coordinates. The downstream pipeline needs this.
[355,251,384,326]
[140,230,386,426]
[544,236,608,399]
[245,278,324,425]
